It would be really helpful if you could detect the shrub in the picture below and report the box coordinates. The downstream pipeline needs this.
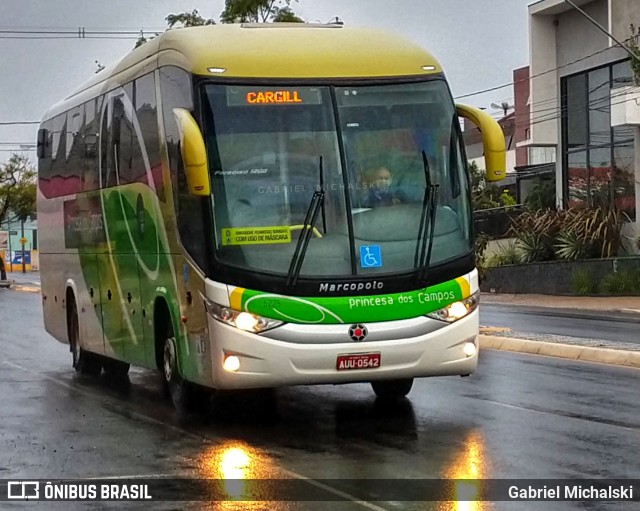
[600,271,639,294]
[487,242,520,267]
[555,228,589,261]
[474,233,490,282]
[570,268,598,295]
[508,207,626,263]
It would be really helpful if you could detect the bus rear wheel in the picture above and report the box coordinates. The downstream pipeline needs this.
[103,358,130,379]
[68,300,102,376]
[371,378,414,400]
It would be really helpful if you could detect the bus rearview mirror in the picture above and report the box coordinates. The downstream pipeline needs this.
[455,103,506,182]
[172,108,211,197]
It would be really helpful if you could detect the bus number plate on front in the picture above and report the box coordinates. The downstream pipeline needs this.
[336,353,381,371]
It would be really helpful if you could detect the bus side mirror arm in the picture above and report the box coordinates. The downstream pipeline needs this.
[172,108,211,197]
[455,103,506,182]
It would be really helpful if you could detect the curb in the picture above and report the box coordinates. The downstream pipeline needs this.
[481,302,640,318]
[480,334,640,369]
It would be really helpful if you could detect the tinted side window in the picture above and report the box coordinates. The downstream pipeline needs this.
[50,114,69,196]
[83,97,101,191]
[100,95,110,188]
[134,73,160,185]
[38,119,55,198]
[117,83,134,184]
[65,106,84,195]
[159,67,207,268]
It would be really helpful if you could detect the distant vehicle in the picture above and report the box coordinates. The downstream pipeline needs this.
[37,23,505,411]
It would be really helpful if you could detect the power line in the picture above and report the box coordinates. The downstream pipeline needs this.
[454,37,633,100]
[0,27,162,40]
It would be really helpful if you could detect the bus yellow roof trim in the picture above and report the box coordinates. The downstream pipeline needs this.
[158,24,442,78]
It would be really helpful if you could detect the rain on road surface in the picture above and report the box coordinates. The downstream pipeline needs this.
[1,290,639,510]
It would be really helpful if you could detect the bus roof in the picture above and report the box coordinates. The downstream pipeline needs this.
[43,23,443,120]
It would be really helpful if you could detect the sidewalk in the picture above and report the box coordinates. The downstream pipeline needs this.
[480,292,640,314]
[1,270,41,291]
[480,292,640,368]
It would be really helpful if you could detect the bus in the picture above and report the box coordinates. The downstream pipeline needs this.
[37,23,505,411]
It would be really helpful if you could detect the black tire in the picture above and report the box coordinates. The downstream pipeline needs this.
[103,357,130,379]
[371,378,414,400]
[162,331,204,414]
[68,300,102,376]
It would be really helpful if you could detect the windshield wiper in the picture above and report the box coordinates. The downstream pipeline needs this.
[414,150,439,284]
[286,157,325,287]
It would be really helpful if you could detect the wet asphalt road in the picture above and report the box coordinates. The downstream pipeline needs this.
[1,289,639,511]
[480,304,640,344]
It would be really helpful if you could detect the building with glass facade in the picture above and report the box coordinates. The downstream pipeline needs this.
[525,0,639,243]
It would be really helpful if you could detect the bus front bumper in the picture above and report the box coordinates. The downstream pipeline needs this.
[205,309,479,390]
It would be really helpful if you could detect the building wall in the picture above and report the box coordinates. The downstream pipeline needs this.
[529,12,558,147]
[611,0,640,43]
[528,0,639,252]
[556,0,611,76]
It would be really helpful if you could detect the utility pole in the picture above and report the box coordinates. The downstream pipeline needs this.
[7,221,12,272]
[564,0,640,60]
[20,219,25,274]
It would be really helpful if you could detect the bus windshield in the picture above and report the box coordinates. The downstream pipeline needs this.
[201,80,471,280]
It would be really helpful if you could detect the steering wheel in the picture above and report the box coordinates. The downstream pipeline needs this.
[290,225,323,238]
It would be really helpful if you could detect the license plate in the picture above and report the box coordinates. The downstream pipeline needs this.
[336,353,381,371]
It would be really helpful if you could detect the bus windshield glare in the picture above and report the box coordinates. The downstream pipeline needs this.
[202,80,471,279]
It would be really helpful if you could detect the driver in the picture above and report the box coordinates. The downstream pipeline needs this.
[358,165,404,207]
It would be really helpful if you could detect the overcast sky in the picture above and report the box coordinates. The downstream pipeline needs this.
[0,0,533,164]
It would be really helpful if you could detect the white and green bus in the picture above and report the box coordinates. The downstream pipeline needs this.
[37,23,505,410]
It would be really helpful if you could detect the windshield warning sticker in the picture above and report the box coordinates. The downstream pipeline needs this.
[221,227,292,246]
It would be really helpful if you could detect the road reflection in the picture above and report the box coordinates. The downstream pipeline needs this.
[197,440,287,510]
[443,429,488,511]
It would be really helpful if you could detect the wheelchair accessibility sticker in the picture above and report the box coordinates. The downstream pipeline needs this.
[360,245,382,268]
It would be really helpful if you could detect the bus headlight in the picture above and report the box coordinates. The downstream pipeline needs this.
[426,292,479,323]
[204,299,283,333]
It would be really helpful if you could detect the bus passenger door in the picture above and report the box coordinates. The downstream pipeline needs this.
[96,251,146,365]
[96,88,148,366]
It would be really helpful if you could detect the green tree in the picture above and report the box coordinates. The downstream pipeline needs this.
[137,1,304,48]
[0,154,37,225]
[469,161,519,210]
[220,0,303,23]
[524,176,556,211]
[166,9,216,28]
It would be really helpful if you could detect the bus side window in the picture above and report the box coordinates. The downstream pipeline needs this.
[83,96,101,192]
[50,113,68,197]
[66,105,84,196]
[133,72,160,186]
[38,119,54,198]
[100,95,112,189]
[117,83,134,185]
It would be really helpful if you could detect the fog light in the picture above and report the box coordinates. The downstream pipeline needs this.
[223,355,240,372]
[463,342,477,358]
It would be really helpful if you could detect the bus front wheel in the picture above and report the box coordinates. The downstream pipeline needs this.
[163,334,201,413]
[370,378,414,400]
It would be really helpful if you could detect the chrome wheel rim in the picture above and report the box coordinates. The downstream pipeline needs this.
[163,338,175,382]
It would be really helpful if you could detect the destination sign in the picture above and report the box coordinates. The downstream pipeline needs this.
[226,86,322,107]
